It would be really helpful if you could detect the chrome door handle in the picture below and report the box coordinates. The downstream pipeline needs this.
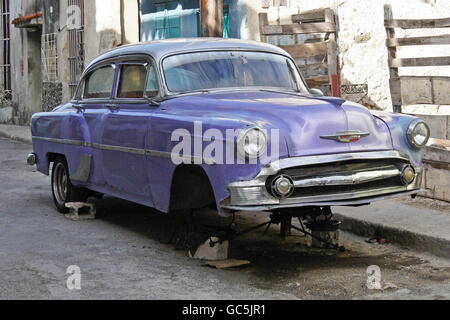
[72,103,85,113]
[106,104,119,112]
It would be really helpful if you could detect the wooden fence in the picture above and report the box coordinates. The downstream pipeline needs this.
[385,5,450,113]
[259,9,340,97]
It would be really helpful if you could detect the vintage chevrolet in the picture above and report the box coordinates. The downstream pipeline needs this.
[29,39,430,217]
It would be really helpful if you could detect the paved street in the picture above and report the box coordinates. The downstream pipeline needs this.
[0,137,449,300]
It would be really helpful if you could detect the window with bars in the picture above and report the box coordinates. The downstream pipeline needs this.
[42,33,58,82]
[0,0,11,98]
[68,0,85,97]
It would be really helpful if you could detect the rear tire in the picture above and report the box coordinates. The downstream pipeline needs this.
[51,157,88,214]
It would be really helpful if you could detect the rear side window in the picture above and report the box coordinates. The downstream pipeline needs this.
[84,66,115,99]
[118,64,160,99]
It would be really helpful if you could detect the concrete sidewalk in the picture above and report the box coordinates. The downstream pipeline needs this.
[0,124,448,258]
[0,124,32,145]
[335,199,450,259]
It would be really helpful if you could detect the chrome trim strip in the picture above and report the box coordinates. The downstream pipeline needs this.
[91,142,146,155]
[272,151,409,173]
[293,168,401,187]
[280,185,418,205]
[33,136,89,147]
[32,136,216,165]
[222,190,425,212]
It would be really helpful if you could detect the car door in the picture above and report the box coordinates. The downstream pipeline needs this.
[76,63,117,189]
[99,57,158,205]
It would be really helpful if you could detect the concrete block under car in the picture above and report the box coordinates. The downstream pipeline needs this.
[65,202,96,221]
[310,221,341,249]
[190,237,229,261]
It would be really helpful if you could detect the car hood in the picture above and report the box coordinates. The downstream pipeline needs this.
[164,90,393,157]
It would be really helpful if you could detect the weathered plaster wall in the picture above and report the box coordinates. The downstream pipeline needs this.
[84,0,139,66]
[244,0,450,113]
[26,30,43,116]
[21,0,43,16]
[3,0,140,125]
[58,0,71,103]
[8,0,44,124]
[123,0,140,44]
[8,1,23,123]
[84,0,122,65]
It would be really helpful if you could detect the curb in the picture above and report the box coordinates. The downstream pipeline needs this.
[335,213,450,259]
[0,129,32,145]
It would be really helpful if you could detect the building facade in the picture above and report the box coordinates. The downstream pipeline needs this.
[0,0,448,125]
[139,0,245,40]
[0,0,139,124]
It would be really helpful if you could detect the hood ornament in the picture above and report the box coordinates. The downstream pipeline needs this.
[321,130,370,143]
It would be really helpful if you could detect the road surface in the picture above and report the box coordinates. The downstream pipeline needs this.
[0,137,449,300]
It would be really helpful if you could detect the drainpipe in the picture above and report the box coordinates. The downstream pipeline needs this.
[120,0,125,45]
[200,0,223,37]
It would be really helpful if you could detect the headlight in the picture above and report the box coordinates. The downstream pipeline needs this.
[237,127,268,159]
[407,119,430,148]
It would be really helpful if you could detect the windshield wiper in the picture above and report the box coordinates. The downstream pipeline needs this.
[260,89,346,107]
[259,88,307,96]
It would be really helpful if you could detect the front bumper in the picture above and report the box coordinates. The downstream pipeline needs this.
[221,151,424,212]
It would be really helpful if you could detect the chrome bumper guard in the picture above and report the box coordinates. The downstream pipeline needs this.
[222,151,424,211]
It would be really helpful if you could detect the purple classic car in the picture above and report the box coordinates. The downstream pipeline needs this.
[29,38,429,220]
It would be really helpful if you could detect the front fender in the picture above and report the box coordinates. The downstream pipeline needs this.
[372,112,425,167]
[147,111,289,215]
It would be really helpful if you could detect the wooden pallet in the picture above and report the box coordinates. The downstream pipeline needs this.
[385,5,450,112]
[259,9,340,97]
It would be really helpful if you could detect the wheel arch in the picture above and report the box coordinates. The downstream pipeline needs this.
[44,152,67,175]
[169,164,216,212]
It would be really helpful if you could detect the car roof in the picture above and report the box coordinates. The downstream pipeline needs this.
[85,38,290,71]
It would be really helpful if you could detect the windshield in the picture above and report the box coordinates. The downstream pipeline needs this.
[163,51,308,94]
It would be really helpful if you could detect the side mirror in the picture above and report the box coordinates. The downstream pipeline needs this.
[310,88,324,97]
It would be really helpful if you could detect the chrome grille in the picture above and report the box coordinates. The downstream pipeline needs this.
[225,151,423,211]
[276,159,410,203]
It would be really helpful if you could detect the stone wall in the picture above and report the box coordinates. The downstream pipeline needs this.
[0,91,14,123]
[42,82,63,112]
[422,144,450,202]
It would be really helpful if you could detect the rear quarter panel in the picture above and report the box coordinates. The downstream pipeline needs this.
[31,107,95,187]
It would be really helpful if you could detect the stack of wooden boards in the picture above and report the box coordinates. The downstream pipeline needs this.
[259,9,340,97]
